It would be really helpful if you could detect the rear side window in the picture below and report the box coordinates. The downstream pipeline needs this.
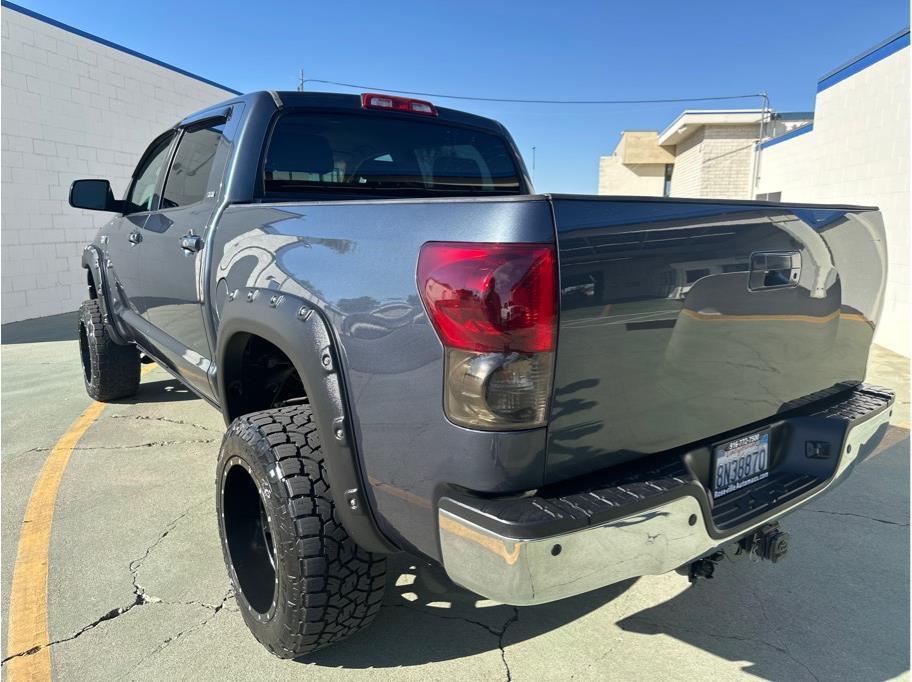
[262,112,521,197]
[161,122,226,208]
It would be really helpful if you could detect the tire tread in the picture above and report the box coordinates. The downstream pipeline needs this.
[78,299,140,401]
[221,404,387,658]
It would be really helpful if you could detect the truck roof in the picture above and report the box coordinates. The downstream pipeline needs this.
[179,90,508,134]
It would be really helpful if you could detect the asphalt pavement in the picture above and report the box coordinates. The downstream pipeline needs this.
[1,312,909,680]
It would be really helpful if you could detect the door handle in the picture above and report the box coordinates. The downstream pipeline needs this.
[180,233,204,253]
[128,231,142,245]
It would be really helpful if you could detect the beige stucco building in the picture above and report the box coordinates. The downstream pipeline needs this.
[662,111,763,198]
[597,131,673,196]
[598,111,811,199]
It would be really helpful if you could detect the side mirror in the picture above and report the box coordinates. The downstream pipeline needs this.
[69,179,124,213]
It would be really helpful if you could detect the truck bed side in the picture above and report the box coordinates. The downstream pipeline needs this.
[209,196,554,558]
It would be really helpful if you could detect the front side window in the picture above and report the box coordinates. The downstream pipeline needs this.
[262,112,522,198]
[127,133,175,212]
[161,122,226,209]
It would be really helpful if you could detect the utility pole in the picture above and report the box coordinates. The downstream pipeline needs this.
[751,91,770,199]
[531,146,537,184]
[297,69,305,92]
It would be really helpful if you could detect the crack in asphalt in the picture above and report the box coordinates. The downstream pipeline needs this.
[623,615,820,681]
[498,608,519,681]
[387,603,519,681]
[20,439,217,454]
[736,569,814,682]
[0,602,143,664]
[387,603,499,637]
[125,588,235,676]
[803,508,908,527]
[785,651,822,682]
[109,414,220,432]
[129,499,210,603]
[1,501,212,665]
[627,615,818,679]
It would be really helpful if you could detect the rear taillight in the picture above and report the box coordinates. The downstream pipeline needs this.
[417,242,557,430]
[361,93,438,116]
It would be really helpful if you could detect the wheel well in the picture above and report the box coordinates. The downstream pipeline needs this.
[86,268,97,299]
[222,333,307,421]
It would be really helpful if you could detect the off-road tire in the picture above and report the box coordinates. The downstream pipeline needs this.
[217,404,387,658]
[78,299,140,401]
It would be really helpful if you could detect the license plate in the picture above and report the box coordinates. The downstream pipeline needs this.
[712,430,770,498]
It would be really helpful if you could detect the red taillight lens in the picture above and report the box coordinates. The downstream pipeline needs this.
[419,241,558,430]
[361,92,438,116]
[417,242,557,354]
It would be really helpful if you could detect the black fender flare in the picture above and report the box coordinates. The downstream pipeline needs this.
[81,245,129,345]
[215,288,397,555]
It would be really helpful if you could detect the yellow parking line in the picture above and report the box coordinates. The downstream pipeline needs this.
[5,364,155,680]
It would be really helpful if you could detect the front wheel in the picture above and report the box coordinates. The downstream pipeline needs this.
[78,299,140,401]
[216,404,387,657]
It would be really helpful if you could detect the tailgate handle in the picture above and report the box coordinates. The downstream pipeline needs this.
[749,251,800,290]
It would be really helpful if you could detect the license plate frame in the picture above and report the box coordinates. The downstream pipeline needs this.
[711,429,771,499]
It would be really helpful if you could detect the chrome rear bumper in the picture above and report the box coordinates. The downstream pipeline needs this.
[438,386,894,605]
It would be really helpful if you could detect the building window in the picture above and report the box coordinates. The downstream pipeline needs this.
[663,164,673,196]
[756,191,782,202]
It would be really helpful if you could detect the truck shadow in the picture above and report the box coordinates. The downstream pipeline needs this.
[302,432,909,676]
[300,552,637,668]
[614,430,910,681]
[115,378,198,404]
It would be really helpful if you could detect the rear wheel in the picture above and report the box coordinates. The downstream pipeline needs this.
[78,299,140,401]
[217,404,387,657]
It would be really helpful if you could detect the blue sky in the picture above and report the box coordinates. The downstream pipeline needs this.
[16,0,910,193]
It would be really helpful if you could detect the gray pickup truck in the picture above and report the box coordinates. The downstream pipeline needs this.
[70,90,894,657]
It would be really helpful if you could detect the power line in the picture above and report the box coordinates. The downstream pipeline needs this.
[300,78,765,106]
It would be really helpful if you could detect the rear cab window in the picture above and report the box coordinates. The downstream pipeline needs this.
[162,121,227,209]
[260,111,523,200]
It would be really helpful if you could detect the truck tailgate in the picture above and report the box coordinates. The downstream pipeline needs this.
[547,196,887,482]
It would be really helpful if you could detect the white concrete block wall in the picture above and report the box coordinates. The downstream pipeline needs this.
[699,124,759,199]
[757,43,909,356]
[668,128,704,197]
[669,125,758,199]
[1,5,237,323]
[597,155,665,195]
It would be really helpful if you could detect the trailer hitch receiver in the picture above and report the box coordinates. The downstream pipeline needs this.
[740,523,791,563]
